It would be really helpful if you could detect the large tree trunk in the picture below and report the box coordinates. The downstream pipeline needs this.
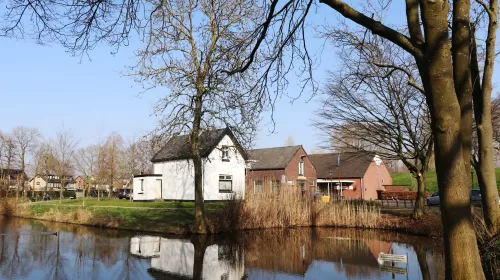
[473,99,500,234]
[452,0,473,184]
[192,91,207,234]
[470,1,500,235]
[419,1,485,278]
[412,172,426,219]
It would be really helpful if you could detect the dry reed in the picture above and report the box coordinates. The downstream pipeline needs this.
[211,190,382,232]
[0,199,29,217]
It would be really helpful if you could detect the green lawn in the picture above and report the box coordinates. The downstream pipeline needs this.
[31,198,225,209]
[27,198,226,233]
[392,168,500,192]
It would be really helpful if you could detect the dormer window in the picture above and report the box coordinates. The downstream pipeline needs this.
[222,146,230,161]
[298,159,304,176]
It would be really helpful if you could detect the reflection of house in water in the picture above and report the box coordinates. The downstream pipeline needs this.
[130,236,161,258]
[244,229,445,279]
[245,235,393,279]
[130,236,245,279]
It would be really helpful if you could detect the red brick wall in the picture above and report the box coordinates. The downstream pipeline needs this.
[336,178,362,199]
[246,169,285,193]
[246,146,317,194]
[285,146,317,191]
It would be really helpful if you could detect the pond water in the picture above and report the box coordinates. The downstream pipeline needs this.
[0,217,444,279]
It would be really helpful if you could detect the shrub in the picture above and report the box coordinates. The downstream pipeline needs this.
[0,199,16,216]
[380,191,432,200]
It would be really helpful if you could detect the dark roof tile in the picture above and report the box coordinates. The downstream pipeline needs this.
[309,152,374,179]
[151,128,247,162]
[247,146,302,170]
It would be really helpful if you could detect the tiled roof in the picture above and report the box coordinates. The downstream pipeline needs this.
[247,146,302,170]
[309,152,375,179]
[151,128,247,162]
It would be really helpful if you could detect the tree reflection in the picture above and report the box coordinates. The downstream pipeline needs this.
[0,217,445,280]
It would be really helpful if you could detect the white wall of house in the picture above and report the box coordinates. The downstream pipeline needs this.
[30,177,47,191]
[130,236,161,258]
[132,175,162,201]
[153,135,246,201]
[149,238,244,279]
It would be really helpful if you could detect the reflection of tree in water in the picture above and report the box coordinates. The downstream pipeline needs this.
[0,218,39,279]
[241,228,444,279]
[0,217,445,279]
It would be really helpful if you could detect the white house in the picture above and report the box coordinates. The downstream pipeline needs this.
[133,128,247,201]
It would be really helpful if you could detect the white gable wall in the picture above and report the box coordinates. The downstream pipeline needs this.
[153,135,246,201]
[133,176,162,201]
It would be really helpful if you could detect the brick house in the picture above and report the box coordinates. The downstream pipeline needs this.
[246,145,317,194]
[0,168,28,190]
[308,153,392,200]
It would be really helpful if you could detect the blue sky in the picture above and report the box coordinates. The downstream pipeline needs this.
[0,6,335,153]
[0,37,326,152]
[2,2,498,154]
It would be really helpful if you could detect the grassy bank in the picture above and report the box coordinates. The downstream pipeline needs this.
[391,168,500,192]
[0,194,442,237]
[23,199,225,234]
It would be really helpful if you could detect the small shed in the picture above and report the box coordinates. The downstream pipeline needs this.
[133,174,162,201]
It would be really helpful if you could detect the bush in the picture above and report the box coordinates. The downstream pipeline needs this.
[380,191,432,200]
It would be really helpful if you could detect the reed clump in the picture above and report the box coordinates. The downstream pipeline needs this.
[212,190,382,232]
[0,199,28,217]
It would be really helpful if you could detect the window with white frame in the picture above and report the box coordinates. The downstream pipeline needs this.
[221,146,230,161]
[271,180,280,193]
[254,180,263,193]
[309,180,315,187]
[219,175,232,192]
[298,159,304,176]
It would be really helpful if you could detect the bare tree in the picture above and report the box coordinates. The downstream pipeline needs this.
[74,144,99,205]
[31,142,54,197]
[11,126,41,198]
[129,0,265,233]
[50,129,78,202]
[0,133,18,196]
[101,132,125,198]
[315,32,433,218]
[227,0,500,276]
[124,136,154,180]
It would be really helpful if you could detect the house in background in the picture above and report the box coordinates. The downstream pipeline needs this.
[133,128,247,202]
[29,174,76,192]
[308,153,392,200]
[0,168,28,190]
[246,145,317,195]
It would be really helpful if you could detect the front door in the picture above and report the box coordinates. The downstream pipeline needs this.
[155,179,162,200]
